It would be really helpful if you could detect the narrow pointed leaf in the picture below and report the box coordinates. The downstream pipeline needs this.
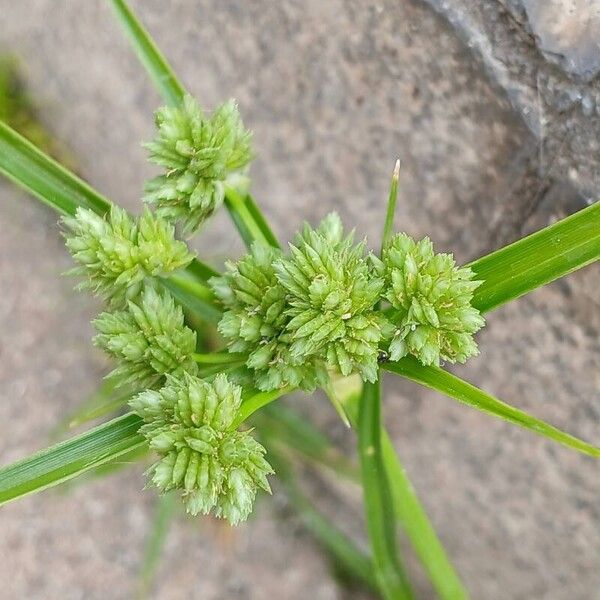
[470,201,600,312]
[0,413,145,505]
[109,0,280,253]
[266,447,377,593]
[381,159,400,256]
[0,120,220,319]
[357,378,413,600]
[0,119,111,216]
[255,404,359,482]
[331,380,469,600]
[384,357,600,458]
[108,0,185,107]
[382,432,470,600]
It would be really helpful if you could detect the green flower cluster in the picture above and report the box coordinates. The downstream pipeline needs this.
[93,287,198,388]
[214,214,485,388]
[144,95,253,234]
[213,214,386,390]
[212,243,320,392]
[63,206,193,307]
[381,234,485,366]
[274,214,385,382]
[131,373,273,524]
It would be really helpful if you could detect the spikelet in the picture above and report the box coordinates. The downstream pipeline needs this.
[144,95,252,234]
[93,287,198,388]
[211,243,320,391]
[131,373,273,525]
[274,213,385,383]
[63,206,193,307]
[381,233,485,366]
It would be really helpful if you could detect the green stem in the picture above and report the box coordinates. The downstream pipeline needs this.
[381,432,470,599]
[231,387,291,429]
[165,273,213,302]
[358,377,414,600]
[266,446,378,593]
[255,405,360,484]
[160,273,221,324]
[192,351,245,365]
[245,193,281,248]
[224,186,270,248]
[109,0,185,107]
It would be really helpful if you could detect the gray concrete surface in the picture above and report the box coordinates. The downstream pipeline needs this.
[0,1,598,598]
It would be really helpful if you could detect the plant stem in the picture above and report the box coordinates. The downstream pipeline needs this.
[231,387,291,429]
[160,274,221,324]
[109,0,185,107]
[192,352,245,364]
[224,186,270,247]
[266,447,379,593]
[165,273,213,302]
[358,377,414,600]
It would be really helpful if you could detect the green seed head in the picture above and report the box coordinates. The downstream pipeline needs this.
[93,287,198,388]
[131,373,273,525]
[63,206,193,307]
[212,243,320,391]
[144,95,253,235]
[274,213,385,382]
[382,233,485,366]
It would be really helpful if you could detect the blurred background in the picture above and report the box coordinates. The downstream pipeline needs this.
[1,1,599,598]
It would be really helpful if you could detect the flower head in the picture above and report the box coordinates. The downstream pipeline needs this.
[274,213,385,382]
[144,95,252,234]
[211,243,319,391]
[93,287,198,388]
[63,206,193,307]
[131,373,272,525]
[382,234,485,366]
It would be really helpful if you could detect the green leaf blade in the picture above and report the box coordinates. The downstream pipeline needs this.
[357,378,414,600]
[470,201,600,313]
[384,357,600,458]
[108,0,185,107]
[0,413,145,505]
[0,120,111,216]
[381,432,470,600]
[267,447,378,593]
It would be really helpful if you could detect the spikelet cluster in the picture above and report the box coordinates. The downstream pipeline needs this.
[211,244,320,391]
[131,373,272,525]
[63,206,193,307]
[381,234,485,366]
[214,214,386,389]
[144,95,252,234]
[274,214,385,383]
[93,287,198,388]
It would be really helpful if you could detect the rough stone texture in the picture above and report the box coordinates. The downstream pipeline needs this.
[425,0,600,202]
[0,1,598,599]
[521,0,600,80]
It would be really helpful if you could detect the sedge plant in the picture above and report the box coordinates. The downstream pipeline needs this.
[0,1,599,598]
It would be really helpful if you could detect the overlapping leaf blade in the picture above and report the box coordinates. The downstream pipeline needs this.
[0,413,145,505]
[384,357,600,458]
[470,201,600,313]
[357,378,413,600]
[109,0,185,107]
[0,119,111,216]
